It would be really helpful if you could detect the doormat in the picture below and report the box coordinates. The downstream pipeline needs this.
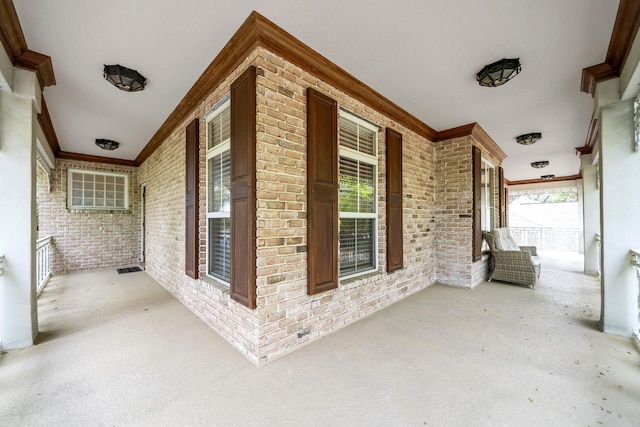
[117,266,142,274]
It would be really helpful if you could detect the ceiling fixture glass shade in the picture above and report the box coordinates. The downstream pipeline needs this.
[103,64,146,92]
[541,175,555,180]
[531,161,549,169]
[95,139,120,150]
[476,58,521,87]
[516,132,542,145]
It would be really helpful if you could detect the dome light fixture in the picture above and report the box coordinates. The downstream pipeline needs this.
[516,132,542,145]
[95,139,120,150]
[531,161,549,169]
[476,58,521,87]
[103,64,146,92]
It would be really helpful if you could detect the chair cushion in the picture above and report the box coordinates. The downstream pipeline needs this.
[493,228,520,251]
[531,256,541,267]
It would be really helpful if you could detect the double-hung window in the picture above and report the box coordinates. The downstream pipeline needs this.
[338,111,378,278]
[206,99,231,282]
[480,158,496,231]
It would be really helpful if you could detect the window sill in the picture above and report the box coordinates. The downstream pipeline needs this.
[199,275,231,302]
[339,269,382,290]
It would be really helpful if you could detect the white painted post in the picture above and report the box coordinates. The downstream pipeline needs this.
[597,79,640,336]
[0,69,40,349]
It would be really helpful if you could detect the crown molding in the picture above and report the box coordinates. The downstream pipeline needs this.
[137,11,440,165]
[581,0,640,95]
[58,151,137,167]
[434,122,507,162]
[38,97,60,155]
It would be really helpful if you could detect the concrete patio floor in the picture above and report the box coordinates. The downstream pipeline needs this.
[1,251,639,426]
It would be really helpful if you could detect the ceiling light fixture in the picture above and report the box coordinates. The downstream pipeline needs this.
[103,64,147,92]
[95,139,120,150]
[516,132,542,145]
[531,161,549,169]
[541,175,555,180]
[476,58,521,87]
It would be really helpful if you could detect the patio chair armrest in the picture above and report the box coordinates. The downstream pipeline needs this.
[493,250,535,263]
[519,246,538,256]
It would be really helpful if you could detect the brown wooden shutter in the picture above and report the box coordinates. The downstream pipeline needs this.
[185,118,200,279]
[307,88,338,295]
[386,128,403,273]
[230,66,257,309]
[472,146,482,261]
[498,166,505,227]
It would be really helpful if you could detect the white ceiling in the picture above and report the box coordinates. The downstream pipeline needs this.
[14,0,619,181]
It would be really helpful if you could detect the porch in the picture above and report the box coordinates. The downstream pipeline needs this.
[1,252,638,426]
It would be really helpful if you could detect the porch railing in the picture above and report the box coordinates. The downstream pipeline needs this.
[36,236,52,295]
[631,249,640,343]
[509,227,580,252]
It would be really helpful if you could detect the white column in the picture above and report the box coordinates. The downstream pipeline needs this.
[0,68,40,349]
[597,79,640,336]
[581,161,600,275]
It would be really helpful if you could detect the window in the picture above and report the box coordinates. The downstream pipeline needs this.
[206,99,231,282]
[338,111,378,278]
[67,168,128,210]
[480,158,496,231]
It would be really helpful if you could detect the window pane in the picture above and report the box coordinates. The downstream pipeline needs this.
[359,126,375,156]
[339,157,358,212]
[339,157,375,213]
[208,107,230,149]
[339,218,375,276]
[359,162,375,213]
[339,117,358,151]
[208,150,231,213]
[208,217,231,281]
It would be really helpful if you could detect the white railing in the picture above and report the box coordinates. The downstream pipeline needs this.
[36,236,52,295]
[510,227,580,252]
[631,249,640,343]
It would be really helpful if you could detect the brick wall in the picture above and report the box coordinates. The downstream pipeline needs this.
[136,46,437,364]
[37,159,139,274]
[137,52,262,364]
[434,136,500,288]
[253,48,436,363]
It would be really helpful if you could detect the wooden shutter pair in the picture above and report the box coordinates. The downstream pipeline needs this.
[307,88,403,295]
[185,66,257,309]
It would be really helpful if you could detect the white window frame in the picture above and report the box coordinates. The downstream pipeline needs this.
[205,98,231,284]
[66,168,129,210]
[481,157,496,232]
[338,110,379,279]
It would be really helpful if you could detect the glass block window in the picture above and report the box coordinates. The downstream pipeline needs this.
[205,99,231,282]
[67,168,128,210]
[338,111,378,278]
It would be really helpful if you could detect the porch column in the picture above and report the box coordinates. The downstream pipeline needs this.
[581,160,600,275]
[0,68,40,349]
[596,78,640,336]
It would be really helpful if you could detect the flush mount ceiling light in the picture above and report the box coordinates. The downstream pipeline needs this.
[516,132,542,145]
[103,64,146,92]
[541,174,555,180]
[531,161,549,169]
[476,58,521,87]
[95,139,120,150]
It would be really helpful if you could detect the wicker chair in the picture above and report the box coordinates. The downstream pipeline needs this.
[483,228,541,289]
